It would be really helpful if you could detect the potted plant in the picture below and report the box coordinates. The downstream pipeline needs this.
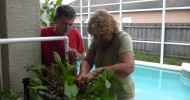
[78,69,124,100]
[25,52,78,100]
[25,52,124,100]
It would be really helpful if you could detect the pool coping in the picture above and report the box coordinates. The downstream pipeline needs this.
[181,63,190,78]
[135,60,182,72]
[182,63,190,72]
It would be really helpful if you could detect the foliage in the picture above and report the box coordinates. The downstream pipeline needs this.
[25,52,78,100]
[0,89,21,100]
[40,0,63,27]
[80,69,124,100]
[134,51,190,66]
[26,52,124,100]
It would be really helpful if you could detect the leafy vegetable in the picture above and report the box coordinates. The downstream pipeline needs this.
[25,52,78,100]
[25,52,124,100]
[81,68,124,100]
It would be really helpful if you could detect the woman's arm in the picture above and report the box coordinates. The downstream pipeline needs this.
[78,50,95,76]
[93,51,134,79]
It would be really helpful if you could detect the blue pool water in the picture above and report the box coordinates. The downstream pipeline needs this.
[77,63,190,100]
[133,65,190,100]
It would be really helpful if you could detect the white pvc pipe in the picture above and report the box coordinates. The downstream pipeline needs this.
[0,36,67,44]
[0,36,69,92]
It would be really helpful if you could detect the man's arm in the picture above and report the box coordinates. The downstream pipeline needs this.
[76,52,85,61]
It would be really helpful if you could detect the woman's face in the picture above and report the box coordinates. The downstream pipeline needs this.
[55,16,75,36]
[93,32,114,45]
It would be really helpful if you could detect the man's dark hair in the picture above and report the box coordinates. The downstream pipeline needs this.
[55,5,76,19]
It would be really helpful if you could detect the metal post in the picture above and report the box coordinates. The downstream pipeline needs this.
[80,0,83,37]
[87,0,91,47]
[0,45,2,93]
[119,0,123,30]
[160,0,166,64]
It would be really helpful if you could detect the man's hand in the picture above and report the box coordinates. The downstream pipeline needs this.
[66,48,85,61]
[66,48,77,61]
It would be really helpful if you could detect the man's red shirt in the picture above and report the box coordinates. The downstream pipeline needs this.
[41,26,84,75]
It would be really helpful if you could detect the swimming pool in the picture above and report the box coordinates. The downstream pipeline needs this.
[76,62,190,100]
[133,65,190,100]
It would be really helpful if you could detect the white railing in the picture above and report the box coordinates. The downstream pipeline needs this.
[73,0,168,63]
[72,0,190,64]
[0,36,69,92]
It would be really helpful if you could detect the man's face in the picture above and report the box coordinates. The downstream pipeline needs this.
[55,16,75,36]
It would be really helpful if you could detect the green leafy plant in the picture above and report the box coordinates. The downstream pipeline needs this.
[25,52,78,100]
[40,0,63,27]
[80,69,124,100]
[26,52,124,100]
[0,89,22,100]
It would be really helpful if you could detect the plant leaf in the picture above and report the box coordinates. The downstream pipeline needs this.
[30,78,43,86]
[30,86,49,91]
[49,21,54,26]
[0,89,22,99]
[67,65,77,75]
[50,8,55,14]
[53,52,62,65]
[40,9,44,15]
[26,64,45,72]
[41,21,47,27]
[107,68,116,79]
[46,6,50,14]
[89,82,105,93]
[102,91,117,100]
[101,69,107,78]
[25,64,45,76]
[9,90,22,100]
[65,75,76,85]
[55,0,63,5]
[105,79,111,89]
[96,74,106,82]
[32,95,43,100]
[64,82,78,99]
[49,1,54,5]
[109,77,124,92]
[51,63,59,77]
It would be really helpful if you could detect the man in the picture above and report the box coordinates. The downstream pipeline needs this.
[41,5,85,77]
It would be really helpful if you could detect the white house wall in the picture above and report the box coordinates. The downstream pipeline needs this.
[1,0,41,95]
[75,10,190,23]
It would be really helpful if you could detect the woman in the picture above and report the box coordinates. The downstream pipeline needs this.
[77,9,135,100]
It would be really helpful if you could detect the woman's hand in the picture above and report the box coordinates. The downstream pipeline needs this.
[76,71,98,94]
[76,71,97,88]
[78,68,102,83]
[80,71,98,83]
[76,74,86,94]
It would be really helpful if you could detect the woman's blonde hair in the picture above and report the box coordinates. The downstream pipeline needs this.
[86,9,119,36]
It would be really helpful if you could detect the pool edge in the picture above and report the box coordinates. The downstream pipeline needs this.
[135,60,182,72]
